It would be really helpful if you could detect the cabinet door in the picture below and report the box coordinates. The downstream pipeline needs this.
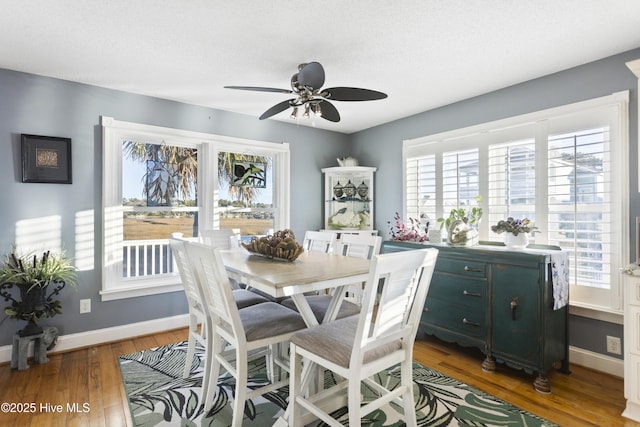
[490,264,541,365]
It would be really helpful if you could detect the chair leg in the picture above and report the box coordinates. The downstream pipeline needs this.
[401,359,417,426]
[183,315,198,378]
[231,349,248,427]
[348,379,362,427]
[203,334,223,413]
[289,345,304,427]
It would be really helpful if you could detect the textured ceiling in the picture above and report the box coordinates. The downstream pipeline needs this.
[1,1,639,134]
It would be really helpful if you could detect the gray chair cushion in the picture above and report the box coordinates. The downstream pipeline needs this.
[290,316,402,368]
[237,302,307,342]
[281,294,361,323]
[232,289,270,309]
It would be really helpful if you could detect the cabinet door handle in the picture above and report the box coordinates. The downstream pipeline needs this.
[511,297,519,321]
[464,265,482,273]
[462,318,480,327]
[463,290,481,297]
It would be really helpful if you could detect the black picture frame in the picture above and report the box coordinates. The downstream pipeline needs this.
[21,134,72,184]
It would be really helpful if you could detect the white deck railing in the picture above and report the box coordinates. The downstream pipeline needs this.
[122,239,175,278]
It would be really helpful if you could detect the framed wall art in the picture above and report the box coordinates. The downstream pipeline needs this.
[21,134,72,184]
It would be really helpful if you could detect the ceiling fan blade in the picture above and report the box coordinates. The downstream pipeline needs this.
[297,62,325,89]
[323,87,387,101]
[318,100,340,122]
[259,99,295,120]
[224,85,293,94]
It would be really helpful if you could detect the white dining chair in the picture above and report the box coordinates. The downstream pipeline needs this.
[187,242,308,427]
[302,230,337,253]
[199,228,241,249]
[281,234,382,323]
[288,248,438,427]
[168,238,209,384]
[198,228,270,307]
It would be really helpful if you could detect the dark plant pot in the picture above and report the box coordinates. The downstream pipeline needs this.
[18,320,43,337]
[16,285,46,336]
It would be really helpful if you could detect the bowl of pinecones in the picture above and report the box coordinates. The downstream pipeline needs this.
[241,229,305,262]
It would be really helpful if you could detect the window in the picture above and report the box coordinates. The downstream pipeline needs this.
[404,92,629,313]
[101,117,290,300]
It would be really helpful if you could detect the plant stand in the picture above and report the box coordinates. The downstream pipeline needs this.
[11,332,49,370]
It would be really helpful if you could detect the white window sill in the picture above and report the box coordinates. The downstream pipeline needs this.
[100,279,183,301]
[569,303,623,325]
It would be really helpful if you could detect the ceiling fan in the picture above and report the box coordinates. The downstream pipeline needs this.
[224,62,387,123]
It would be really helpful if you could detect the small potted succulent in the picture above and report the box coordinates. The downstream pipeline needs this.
[491,217,539,249]
[0,248,78,336]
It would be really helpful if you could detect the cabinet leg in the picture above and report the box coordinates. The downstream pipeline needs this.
[533,374,551,394]
[481,356,496,372]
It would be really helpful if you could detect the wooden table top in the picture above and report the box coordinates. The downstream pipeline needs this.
[220,249,371,298]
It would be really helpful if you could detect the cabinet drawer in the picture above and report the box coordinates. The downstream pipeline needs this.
[428,274,487,302]
[436,258,486,278]
[422,298,486,338]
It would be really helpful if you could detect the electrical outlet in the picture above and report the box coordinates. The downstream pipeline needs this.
[80,299,91,314]
[606,335,621,355]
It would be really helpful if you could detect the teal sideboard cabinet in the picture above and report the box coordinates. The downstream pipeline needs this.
[382,240,570,393]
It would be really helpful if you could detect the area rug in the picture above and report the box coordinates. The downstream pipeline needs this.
[119,341,557,426]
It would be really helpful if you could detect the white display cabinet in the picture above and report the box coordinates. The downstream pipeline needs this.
[624,271,640,422]
[322,166,376,233]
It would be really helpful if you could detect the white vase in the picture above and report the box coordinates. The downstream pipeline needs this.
[504,232,529,249]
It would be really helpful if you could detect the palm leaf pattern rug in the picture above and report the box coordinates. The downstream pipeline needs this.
[119,341,557,426]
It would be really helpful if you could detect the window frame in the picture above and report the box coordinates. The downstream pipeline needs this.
[101,116,290,301]
[403,92,629,317]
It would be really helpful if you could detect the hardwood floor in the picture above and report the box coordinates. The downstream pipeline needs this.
[0,327,637,426]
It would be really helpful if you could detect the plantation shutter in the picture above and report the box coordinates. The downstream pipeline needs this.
[405,154,436,223]
[487,138,537,242]
[442,149,479,212]
[547,127,613,291]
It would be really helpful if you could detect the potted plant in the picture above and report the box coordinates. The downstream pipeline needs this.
[436,195,483,245]
[0,248,78,336]
[491,217,539,249]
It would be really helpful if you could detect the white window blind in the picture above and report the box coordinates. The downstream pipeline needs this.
[442,149,480,213]
[402,92,629,313]
[547,128,613,292]
[487,138,537,242]
[406,154,436,223]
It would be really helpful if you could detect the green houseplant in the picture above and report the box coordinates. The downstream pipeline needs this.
[436,195,483,232]
[491,217,539,236]
[0,249,78,336]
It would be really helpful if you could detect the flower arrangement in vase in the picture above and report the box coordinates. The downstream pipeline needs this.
[387,212,429,242]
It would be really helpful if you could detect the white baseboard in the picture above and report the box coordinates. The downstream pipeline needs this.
[0,314,189,365]
[0,316,625,380]
[569,345,624,378]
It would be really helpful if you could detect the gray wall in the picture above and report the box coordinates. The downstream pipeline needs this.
[1,46,638,359]
[353,47,640,358]
[0,68,349,346]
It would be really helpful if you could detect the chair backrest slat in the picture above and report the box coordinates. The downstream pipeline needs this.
[339,234,382,260]
[302,231,336,253]
[199,228,240,249]
[169,238,203,309]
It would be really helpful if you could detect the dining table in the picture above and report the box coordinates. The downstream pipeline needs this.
[220,248,371,327]
[221,247,373,425]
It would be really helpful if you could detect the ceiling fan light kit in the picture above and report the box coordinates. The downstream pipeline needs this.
[224,61,387,123]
